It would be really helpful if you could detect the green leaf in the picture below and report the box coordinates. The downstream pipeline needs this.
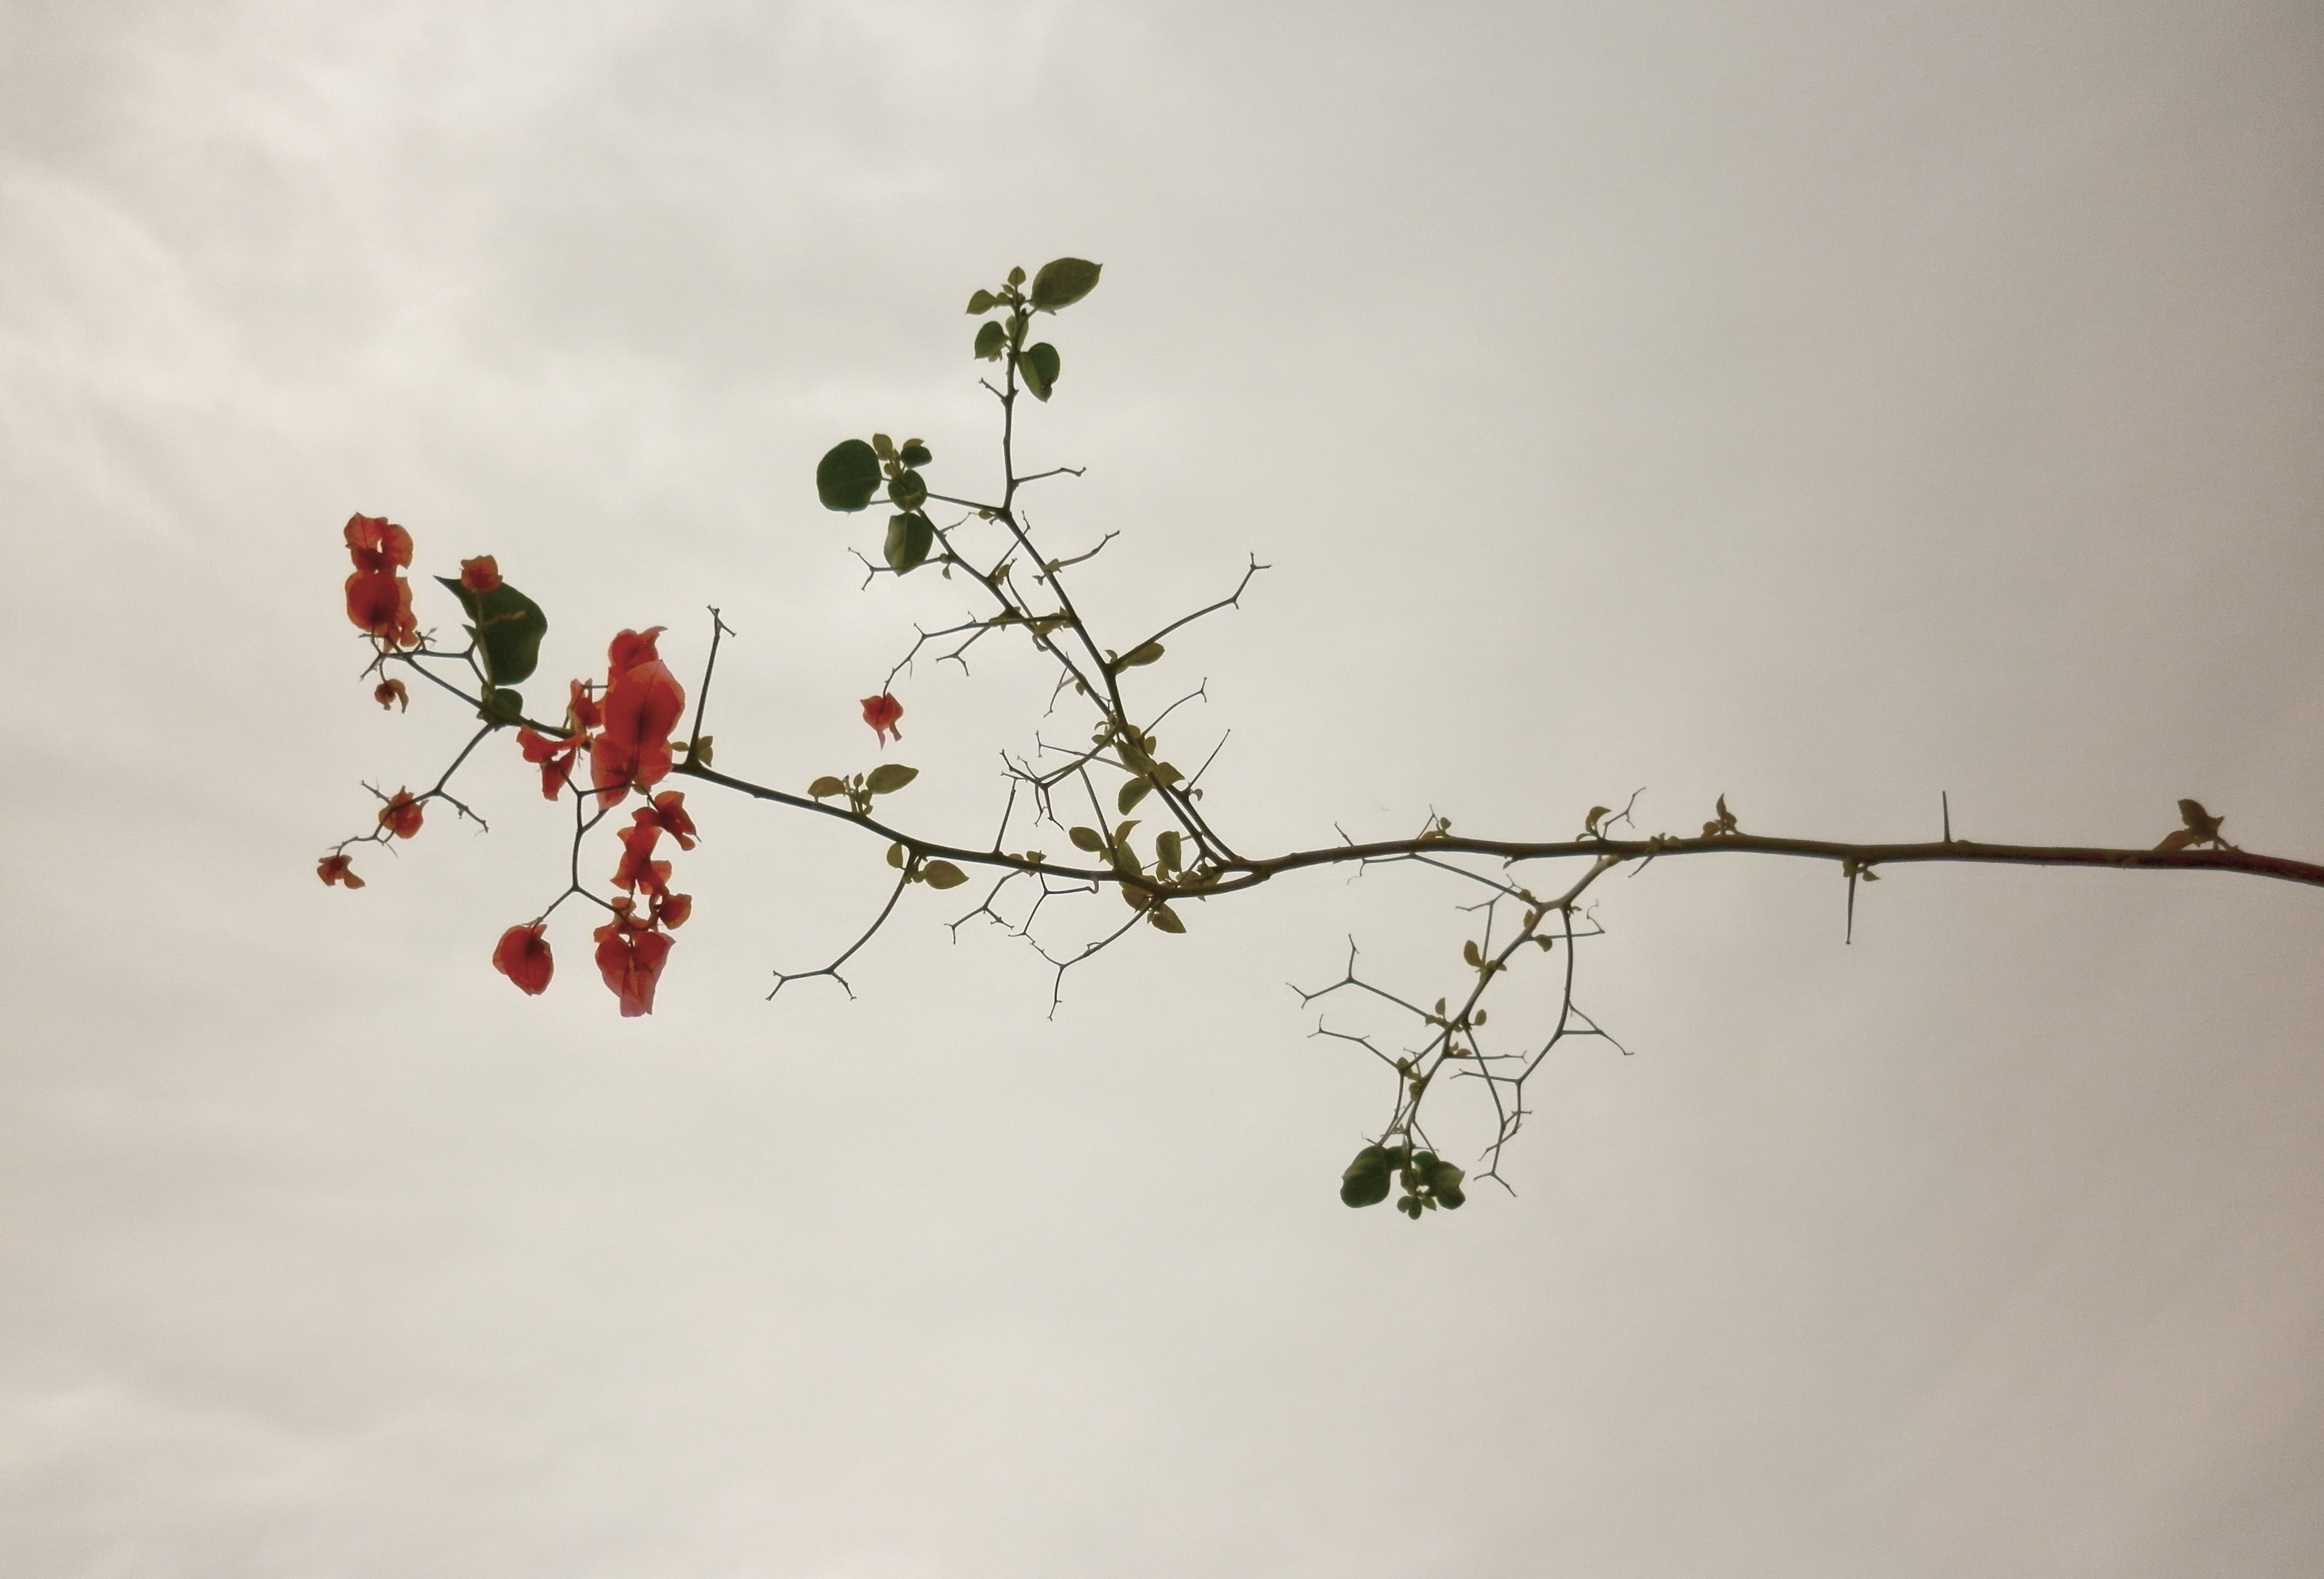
[899,442,932,468]
[1018,342,1060,401]
[922,860,969,891]
[1155,829,1182,873]
[865,763,919,796]
[816,439,884,512]
[886,841,908,868]
[884,512,935,573]
[476,685,525,725]
[808,776,847,799]
[888,469,928,512]
[1118,778,1152,815]
[1069,825,1105,852]
[871,433,896,460]
[1462,939,1483,968]
[1340,1145,1392,1208]
[966,289,996,314]
[1112,640,1164,672]
[435,576,549,685]
[973,320,1006,360]
[1006,265,1026,288]
[1426,1158,1466,1209]
[1147,902,1184,934]
[1028,257,1102,312]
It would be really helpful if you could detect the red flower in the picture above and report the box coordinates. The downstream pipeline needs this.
[567,679,604,735]
[611,814,672,898]
[317,853,364,888]
[591,627,686,808]
[594,901,675,1017]
[652,891,693,930]
[346,568,418,647]
[861,692,903,745]
[377,789,425,839]
[643,790,699,850]
[374,678,409,712]
[492,923,554,995]
[459,556,502,594]
[343,515,419,648]
[517,725,579,800]
[344,514,412,571]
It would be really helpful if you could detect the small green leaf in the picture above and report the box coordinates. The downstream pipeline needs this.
[886,841,908,868]
[1462,939,1483,968]
[1018,342,1060,401]
[1340,1145,1392,1208]
[871,433,896,460]
[816,439,884,512]
[973,320,1006,360]
[1006,265,1026,287]
[1147,902,1184,934]
[1028,258,1102,312]
[808,776,847,799]
[436,577,549,685]
[888,469,928,511]
[1426,1158,1466,1209]
[884,512,935,574]
[899,442,932,468]
[1155,829,1182,873]
[922,860,969,890]
[967,289,996,314]
[476,685,525,725]
[1118,778,1152,815]
[1113,640,1163,671]
[865,763,919,796]
[1069,826,1105,852]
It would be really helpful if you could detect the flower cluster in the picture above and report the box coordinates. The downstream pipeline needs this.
[343,514,418,648]
[324,511,711,1020]
[494,630,698,1015]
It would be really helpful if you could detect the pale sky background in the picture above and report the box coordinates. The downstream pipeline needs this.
[4,1,2321,1574]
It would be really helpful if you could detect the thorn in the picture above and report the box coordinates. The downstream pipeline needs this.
[1942,790,1952,844]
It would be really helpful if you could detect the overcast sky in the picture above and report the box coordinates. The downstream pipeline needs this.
[4,1,2321,1574]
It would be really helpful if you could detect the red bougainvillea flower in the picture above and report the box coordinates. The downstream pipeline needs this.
[377,789,425,839]
[343,514,419,648]
[567,678,604,735]
[458,556,502,594]
[317,853,364,888]
[346,566,418,647]
[374,678,409,712]
[516,725,580,800]
[492,922,554,995]
[643,790,698,850]
[344,513,412,572]
[611,814,672,898]
[652,891,693,930]
[594,901,675,1017]
[861,692,903,745]
[591,628,686,808]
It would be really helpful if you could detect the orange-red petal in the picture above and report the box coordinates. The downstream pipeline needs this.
[592,916,673,1016]
[374,678,409,712]
[317,853,365,888]
[344,513,413,572]
[860,692,903,745]
[492,923,554,994]
[459,556,502,594]
[378,790,425,839]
